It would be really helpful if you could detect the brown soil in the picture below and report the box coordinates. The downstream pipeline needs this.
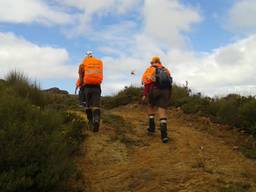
[77,105,256,192]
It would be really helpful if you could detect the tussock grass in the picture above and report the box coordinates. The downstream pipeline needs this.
[0,71,86,192]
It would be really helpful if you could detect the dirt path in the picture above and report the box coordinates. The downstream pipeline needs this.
[77,105,256,192]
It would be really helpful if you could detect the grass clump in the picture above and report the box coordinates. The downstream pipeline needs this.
[0,71,86,192]
[240,145,256,159]
[219,182,251,192]
[102,86,143,109]
[102,112,136,145]
[5,71,47,107]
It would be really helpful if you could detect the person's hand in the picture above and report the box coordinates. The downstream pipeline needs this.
[141,96,147,105]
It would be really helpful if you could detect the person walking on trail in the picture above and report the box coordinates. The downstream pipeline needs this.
[77,51,103,132]
[141,56,173,143]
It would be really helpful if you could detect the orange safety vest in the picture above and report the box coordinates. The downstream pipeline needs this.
[82,57,103,85]
[142,64,164,85]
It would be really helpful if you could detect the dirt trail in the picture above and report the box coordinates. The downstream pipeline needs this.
[77,105,256,192]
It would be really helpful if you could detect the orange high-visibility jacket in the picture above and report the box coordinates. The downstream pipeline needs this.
[142,64,171,85]
[79,57,103,85]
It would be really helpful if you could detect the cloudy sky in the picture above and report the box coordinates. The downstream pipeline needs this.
[0,0,256,96]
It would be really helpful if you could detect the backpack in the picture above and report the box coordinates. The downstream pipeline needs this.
[155,66,173,89]
[83,57,103,85]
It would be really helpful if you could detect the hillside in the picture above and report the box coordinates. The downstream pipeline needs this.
[0,73,86,192]
[1,72,256,192]
[76,104,256,192]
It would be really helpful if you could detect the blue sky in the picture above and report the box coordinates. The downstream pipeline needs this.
[0,0,256,96]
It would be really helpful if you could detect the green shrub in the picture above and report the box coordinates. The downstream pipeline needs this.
[170,84,190,107]
[180,93,211,114]
[210,95,242,127]
[63,112,86,154]
[0,79,5,87]
[102,86,143,109]
[239,98,256,135]
[219,182,251,192]
[5,71,47,107]
[0,72,86,192]
[46,94,80,111]
[240,145,256,159]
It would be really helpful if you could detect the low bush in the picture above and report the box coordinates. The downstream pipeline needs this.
[240,145,256,159]
[219,182,251,192]
[46,94,80,111]
[170,84,190,107]
[239,98,256,135]
[180,94,211,114]
[102,84,256,139]
[5,71,47,107]
[0,71,86,192]
[102,86,143,109]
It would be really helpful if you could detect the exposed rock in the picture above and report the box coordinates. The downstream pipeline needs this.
[44,87,69,95]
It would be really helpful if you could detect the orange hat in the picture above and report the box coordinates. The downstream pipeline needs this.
[151,56,161,64]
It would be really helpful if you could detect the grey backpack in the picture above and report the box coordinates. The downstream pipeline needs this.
[155,67,173,89]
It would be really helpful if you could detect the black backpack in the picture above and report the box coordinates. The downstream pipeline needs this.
[154,66,173,89]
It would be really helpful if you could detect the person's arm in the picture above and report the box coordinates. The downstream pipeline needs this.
[169,71,173,100]
[75,86,78,95]
[144,84,151,97]
[78,64,84,85]
[75,79,80,95]
[100,59,103,82]
[141,70,147,102]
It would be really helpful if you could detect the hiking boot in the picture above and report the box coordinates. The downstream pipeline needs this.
[93,121,100,132]
[86,109,93,121]
[148,116,156,134]
[147,128,155,135]
[162,137,169,144]
[160,121,168,144]
[88,120,94,130]
[92,109,100,132]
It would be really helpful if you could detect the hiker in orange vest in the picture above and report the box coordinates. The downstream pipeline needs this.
[141,56,173,143]
[77,51,103,132]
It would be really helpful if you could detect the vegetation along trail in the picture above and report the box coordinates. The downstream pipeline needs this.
[77,104,256,192]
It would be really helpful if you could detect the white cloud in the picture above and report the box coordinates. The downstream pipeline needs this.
[0,0,72,25]
[227,0,256,33]
[165,34,256,96]
[60,0,141,35]
[0,32,75,80]
[61,0,139,14]
[143,0,201,48]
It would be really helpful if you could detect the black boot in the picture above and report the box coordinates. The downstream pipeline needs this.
[93,109,101,132]
[147,115,155,134]
[79,86,86,107]
[160,118,169,143]
[86,109,93,130]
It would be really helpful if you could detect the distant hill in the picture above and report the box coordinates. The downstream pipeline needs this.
[44,87,69,95]
[0,79,5,84]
